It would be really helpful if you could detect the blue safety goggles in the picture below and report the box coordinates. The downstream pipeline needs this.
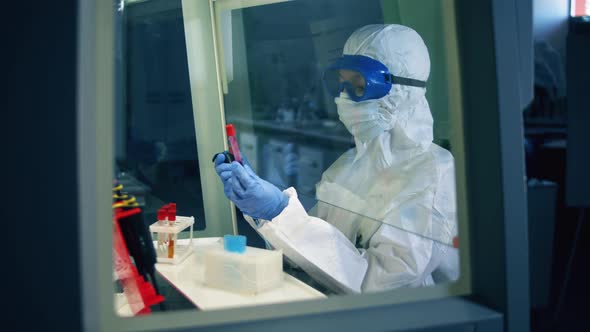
[323,55,427,102]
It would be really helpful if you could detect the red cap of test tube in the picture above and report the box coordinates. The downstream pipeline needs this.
[167,207,176,221]
[157,208,166,221]
[225,124,235,137]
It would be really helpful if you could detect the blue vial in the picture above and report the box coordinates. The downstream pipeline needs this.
[223,235,246,254]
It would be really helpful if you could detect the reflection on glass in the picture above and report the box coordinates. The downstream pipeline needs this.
[114,0,462,316]
[114,0,201,316]
[116,0,206,230]
[261,191,459,295]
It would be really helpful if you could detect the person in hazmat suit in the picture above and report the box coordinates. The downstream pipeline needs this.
[214,24,459,294]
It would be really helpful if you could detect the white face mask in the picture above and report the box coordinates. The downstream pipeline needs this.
[335,94,387,143]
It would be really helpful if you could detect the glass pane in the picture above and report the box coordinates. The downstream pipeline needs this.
[113,0,464,317]
[219,0,461,297]
[222,0,457,243]
[114,0,202,315]
[116,0,206,231]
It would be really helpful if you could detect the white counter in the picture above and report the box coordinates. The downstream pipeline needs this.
[154,238,325,311]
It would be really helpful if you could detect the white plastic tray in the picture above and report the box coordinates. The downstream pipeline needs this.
[155,238,326,310]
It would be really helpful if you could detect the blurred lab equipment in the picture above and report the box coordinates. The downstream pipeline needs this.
[527,179,557,309]
[264,140,297,189]
[275,100,297,125]
[112,183,165,315]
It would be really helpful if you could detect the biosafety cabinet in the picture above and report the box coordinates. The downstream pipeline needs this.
[78,0,531,331]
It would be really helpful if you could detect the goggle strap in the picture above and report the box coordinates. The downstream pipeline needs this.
[387,74,427,88]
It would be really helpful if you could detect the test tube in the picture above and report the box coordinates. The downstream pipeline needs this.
[157,208,167,252]
[167,205,176,259]
[225,124,242,164]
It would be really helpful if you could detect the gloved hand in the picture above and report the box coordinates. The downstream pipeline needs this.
[214,153,234,197]
[214,153,289,220]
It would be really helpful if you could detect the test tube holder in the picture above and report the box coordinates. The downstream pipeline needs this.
[149,216,194,265]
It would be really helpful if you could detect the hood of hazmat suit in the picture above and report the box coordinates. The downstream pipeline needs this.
[244,24,459,294]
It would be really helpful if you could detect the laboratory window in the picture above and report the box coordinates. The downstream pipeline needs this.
[113,0,465,317]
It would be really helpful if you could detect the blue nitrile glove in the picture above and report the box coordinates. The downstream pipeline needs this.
[214,153,288,220]
[229,162,289,220]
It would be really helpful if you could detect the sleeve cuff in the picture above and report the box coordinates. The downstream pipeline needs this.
[270,187,310,235]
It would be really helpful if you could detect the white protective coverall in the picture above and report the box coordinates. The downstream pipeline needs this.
[245,24,459,294]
